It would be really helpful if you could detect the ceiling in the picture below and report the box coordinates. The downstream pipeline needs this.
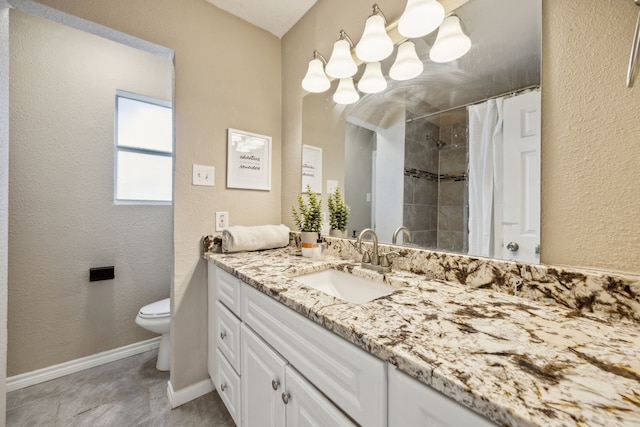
[206,0,318,38]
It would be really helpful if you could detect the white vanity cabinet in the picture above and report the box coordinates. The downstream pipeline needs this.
[241,324,354,427]
[388,367,497,427]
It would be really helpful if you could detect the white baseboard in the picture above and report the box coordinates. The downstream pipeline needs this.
[167,378,214,408]
[6,337,161,392]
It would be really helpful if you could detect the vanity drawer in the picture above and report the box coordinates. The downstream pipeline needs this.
[216,267,241,316]
[216,301,241,373]
[216,348,241,427]
[241,282,387,427]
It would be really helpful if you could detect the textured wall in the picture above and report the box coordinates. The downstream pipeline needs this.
[28,0,282,390]
[1,6,10,425]
[285,0,640,276]
[8,10,173,375]
[541,1,640,274]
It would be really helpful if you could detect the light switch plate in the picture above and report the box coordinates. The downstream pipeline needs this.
[216,212,229,232]
[193,164,214,186]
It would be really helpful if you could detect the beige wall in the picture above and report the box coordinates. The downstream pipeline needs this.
[284,0,640,276]
[8,10,173,375]
[541,1,640,274]
[18,0,282,391]
[1,6,9,424]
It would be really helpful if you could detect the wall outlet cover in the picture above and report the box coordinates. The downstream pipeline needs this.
[216,211,229,232]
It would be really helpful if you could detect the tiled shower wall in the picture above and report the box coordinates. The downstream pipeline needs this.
[403,113,469,252]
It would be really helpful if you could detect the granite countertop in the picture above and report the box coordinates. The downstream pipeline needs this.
[204,246,640,427]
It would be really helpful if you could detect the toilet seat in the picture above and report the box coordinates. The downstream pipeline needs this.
[138,298,170,319]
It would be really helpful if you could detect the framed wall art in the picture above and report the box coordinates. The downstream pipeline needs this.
[301,144,322,193]
[227,128,272,191]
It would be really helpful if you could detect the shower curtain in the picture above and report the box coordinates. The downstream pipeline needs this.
[468,98,504,257]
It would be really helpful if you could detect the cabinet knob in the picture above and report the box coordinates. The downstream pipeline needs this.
[220,383,227,392]
[271,379,280,390]
[281,392,290,404]
[220,331,227,340]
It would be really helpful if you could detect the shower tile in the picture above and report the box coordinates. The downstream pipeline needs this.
[413,179,438,205]
[412,230,437,248]
[438,206,465,231]
[439,181,466,206]
[439,147,467,175]
[404,176,414,204]
[403,204,437,231]
[438,231,465,252]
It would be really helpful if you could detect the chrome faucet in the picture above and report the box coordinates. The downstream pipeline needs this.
[357,228,380,266]
[392,226,412,245]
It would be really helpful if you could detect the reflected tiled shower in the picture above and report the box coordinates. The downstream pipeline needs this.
[403,111,469,252]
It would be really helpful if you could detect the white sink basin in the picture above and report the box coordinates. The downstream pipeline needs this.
[292,269,395,304]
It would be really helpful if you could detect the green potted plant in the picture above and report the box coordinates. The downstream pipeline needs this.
[328,187,350,238]
[291,184,322,256]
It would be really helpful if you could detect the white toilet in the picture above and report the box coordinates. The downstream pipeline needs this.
[135,298,171,371]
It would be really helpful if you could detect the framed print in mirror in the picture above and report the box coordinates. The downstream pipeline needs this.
[227,128,272,191]
[302,144,322,193]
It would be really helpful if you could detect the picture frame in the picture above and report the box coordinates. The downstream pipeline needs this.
[227,128,272,191]
[302,144,322,193]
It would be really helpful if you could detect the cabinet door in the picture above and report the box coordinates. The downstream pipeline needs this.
[388,367,496,427]
[284,366,355,427]
[241,324,286,427]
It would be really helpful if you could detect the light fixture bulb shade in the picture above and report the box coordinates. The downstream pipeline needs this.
[357,62,387,94]
[325,39,358,79]
[429,15,471,63]
[398,0,445,38]
[389,41,424,81]
[302,58,331,93]
[355,15,394,62]
[333,78,360,105]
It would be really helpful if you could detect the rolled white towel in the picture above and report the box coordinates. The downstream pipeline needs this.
[222,224,291,253]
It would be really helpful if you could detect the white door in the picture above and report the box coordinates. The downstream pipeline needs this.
[501,90,541,263]
[241,324,287,427]
[284,366,355,427]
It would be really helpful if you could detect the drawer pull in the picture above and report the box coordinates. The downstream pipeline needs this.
[220,383,227,392]
[220,331,227,340]
[271,379,280,390]
[281,392,290,404]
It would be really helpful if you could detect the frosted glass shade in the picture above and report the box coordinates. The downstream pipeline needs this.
[398,0,445,38]
[355,15,394,62]
[325,39,358,79]
[333,78,360,105]
[389,41,424,81]
[302,58,331,93]
[429,15,471,63]
[358,62,387,94]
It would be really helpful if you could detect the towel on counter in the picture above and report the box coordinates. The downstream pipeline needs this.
[222,224,291,253]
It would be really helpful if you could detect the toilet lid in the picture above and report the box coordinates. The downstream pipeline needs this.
[139,298,170,318]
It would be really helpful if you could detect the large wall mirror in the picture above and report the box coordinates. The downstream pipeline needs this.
[302,0,541,263]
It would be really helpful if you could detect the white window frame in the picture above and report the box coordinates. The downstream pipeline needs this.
[114,89,173,204]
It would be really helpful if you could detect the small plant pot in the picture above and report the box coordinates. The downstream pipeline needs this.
[301,231,318,258]
[329,229,348,238]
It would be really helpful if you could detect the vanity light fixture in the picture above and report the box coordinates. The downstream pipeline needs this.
[302,51,331,93]
[355,4,394,63]
[398,0,445,39]
[389,41,424,81]
[429,15,471,63]
[333,77,360,105]
[358,62,387,94]
[325,30,358,79]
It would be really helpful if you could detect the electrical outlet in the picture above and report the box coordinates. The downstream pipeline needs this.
[216,212,229,232]
[193,164,214,186]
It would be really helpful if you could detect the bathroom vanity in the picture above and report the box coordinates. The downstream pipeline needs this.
[204,240,640,427]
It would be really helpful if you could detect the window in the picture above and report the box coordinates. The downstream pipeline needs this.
[115,90,173,202]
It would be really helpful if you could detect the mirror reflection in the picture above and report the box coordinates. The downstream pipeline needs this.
[302,0,541,263]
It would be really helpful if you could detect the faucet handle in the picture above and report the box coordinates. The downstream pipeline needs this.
[380,251,400,268]
[361,250,371,263]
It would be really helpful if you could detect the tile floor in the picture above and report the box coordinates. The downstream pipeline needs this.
[6,349,234,427]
